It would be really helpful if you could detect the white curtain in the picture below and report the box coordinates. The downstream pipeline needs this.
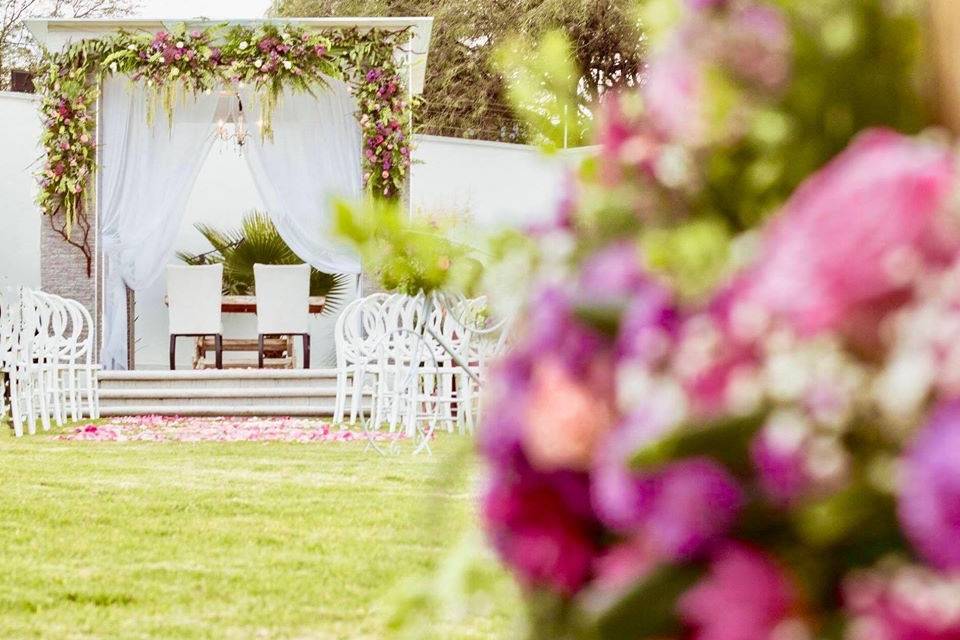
[99,77,220,369]
[243,79,363,275]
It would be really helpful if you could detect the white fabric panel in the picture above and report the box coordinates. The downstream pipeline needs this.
[243,80,363,275]
[99,77,220,369]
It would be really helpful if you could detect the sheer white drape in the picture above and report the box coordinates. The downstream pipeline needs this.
[99,77,220,369]
[243,79,363,274]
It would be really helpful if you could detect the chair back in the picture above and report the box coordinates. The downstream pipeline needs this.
[166,264,223,335]
[254,264,311,334]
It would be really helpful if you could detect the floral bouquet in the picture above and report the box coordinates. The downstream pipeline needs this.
[479,1,960,638]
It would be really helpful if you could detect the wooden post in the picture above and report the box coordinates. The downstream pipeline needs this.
[125,285,135,370]
[928,0,960,135]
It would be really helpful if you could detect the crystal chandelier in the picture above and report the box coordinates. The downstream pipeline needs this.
[215,92,251,154]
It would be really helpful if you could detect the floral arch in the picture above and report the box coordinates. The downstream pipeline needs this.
[34,20,420,273]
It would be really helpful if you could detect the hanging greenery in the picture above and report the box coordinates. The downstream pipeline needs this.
[35,22,416,275]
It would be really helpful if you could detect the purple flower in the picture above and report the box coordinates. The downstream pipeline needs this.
[678,544,800,640]
[578,242,650,304]
[899,399,960,571]
[592,456,742,560]
[365,68,383,83]
[314,44,327,57]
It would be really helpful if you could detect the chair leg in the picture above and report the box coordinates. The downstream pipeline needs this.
[169,335,177,371]
[215,334,223,370]
[258,334,265,369]
[302,334,311,369]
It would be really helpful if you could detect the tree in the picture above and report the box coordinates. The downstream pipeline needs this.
[0,0,137,90]
[274,0,643,142]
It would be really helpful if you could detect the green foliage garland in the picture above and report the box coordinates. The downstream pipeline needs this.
[35,22,415,274]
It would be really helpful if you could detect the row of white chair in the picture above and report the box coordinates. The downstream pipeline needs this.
[0,287,100,437]
[333,292,509,439]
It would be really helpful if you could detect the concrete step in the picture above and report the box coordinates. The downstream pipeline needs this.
[99,368,343,390]
[99,404,337,417]
[98,387,339,400]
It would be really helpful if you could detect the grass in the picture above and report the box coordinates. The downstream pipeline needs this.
[0,426,520,639]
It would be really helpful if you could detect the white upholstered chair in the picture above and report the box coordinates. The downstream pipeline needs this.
[254,263,311,368]
[166,264,224,370]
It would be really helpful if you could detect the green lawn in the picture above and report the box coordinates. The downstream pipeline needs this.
[0,427,519,639]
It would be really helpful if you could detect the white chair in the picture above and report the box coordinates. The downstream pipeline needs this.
[57,297,100,421]
[167,264,224,370]
[254,264,311,369]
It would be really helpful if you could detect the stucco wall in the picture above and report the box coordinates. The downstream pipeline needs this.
[0,92,42,289]
[0,92,584,367]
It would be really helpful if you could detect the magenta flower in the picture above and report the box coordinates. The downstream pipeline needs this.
[736,129,958,337]
[483,458,599,596]
[750,426,811,503]
[592,457,742,560]
[678,544,800,640]
[899,399,960,571]
[687,0,728,11]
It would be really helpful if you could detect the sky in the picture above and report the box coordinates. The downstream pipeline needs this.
[132,0,272,19]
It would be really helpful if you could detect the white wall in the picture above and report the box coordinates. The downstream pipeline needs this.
[411,134,581,229]
[0,93,587,367]
[0,92,41,289]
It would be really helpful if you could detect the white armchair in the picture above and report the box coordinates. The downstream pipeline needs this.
[167,264,224,370]
[254,263,311,368]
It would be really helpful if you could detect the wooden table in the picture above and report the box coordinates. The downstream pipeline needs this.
[220,295,326,315]
[163,295,327,314]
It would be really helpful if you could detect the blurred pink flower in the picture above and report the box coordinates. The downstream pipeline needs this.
[678,544,800,640]
[724,4,791,89]
[523,356,615,471]
[736,129,959,337]
[899,399,960,571]
[643,42,704,145]
[844,565,960,640]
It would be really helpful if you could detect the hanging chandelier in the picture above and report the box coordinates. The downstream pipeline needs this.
[215,92,251,154]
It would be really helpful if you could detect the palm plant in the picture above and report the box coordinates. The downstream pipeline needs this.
[177,211,350,314]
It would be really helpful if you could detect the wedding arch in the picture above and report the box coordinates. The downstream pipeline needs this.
[25,17,433,369]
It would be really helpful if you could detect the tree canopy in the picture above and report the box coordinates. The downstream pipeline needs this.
[274,0,644,142]
[0,0,137,90]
